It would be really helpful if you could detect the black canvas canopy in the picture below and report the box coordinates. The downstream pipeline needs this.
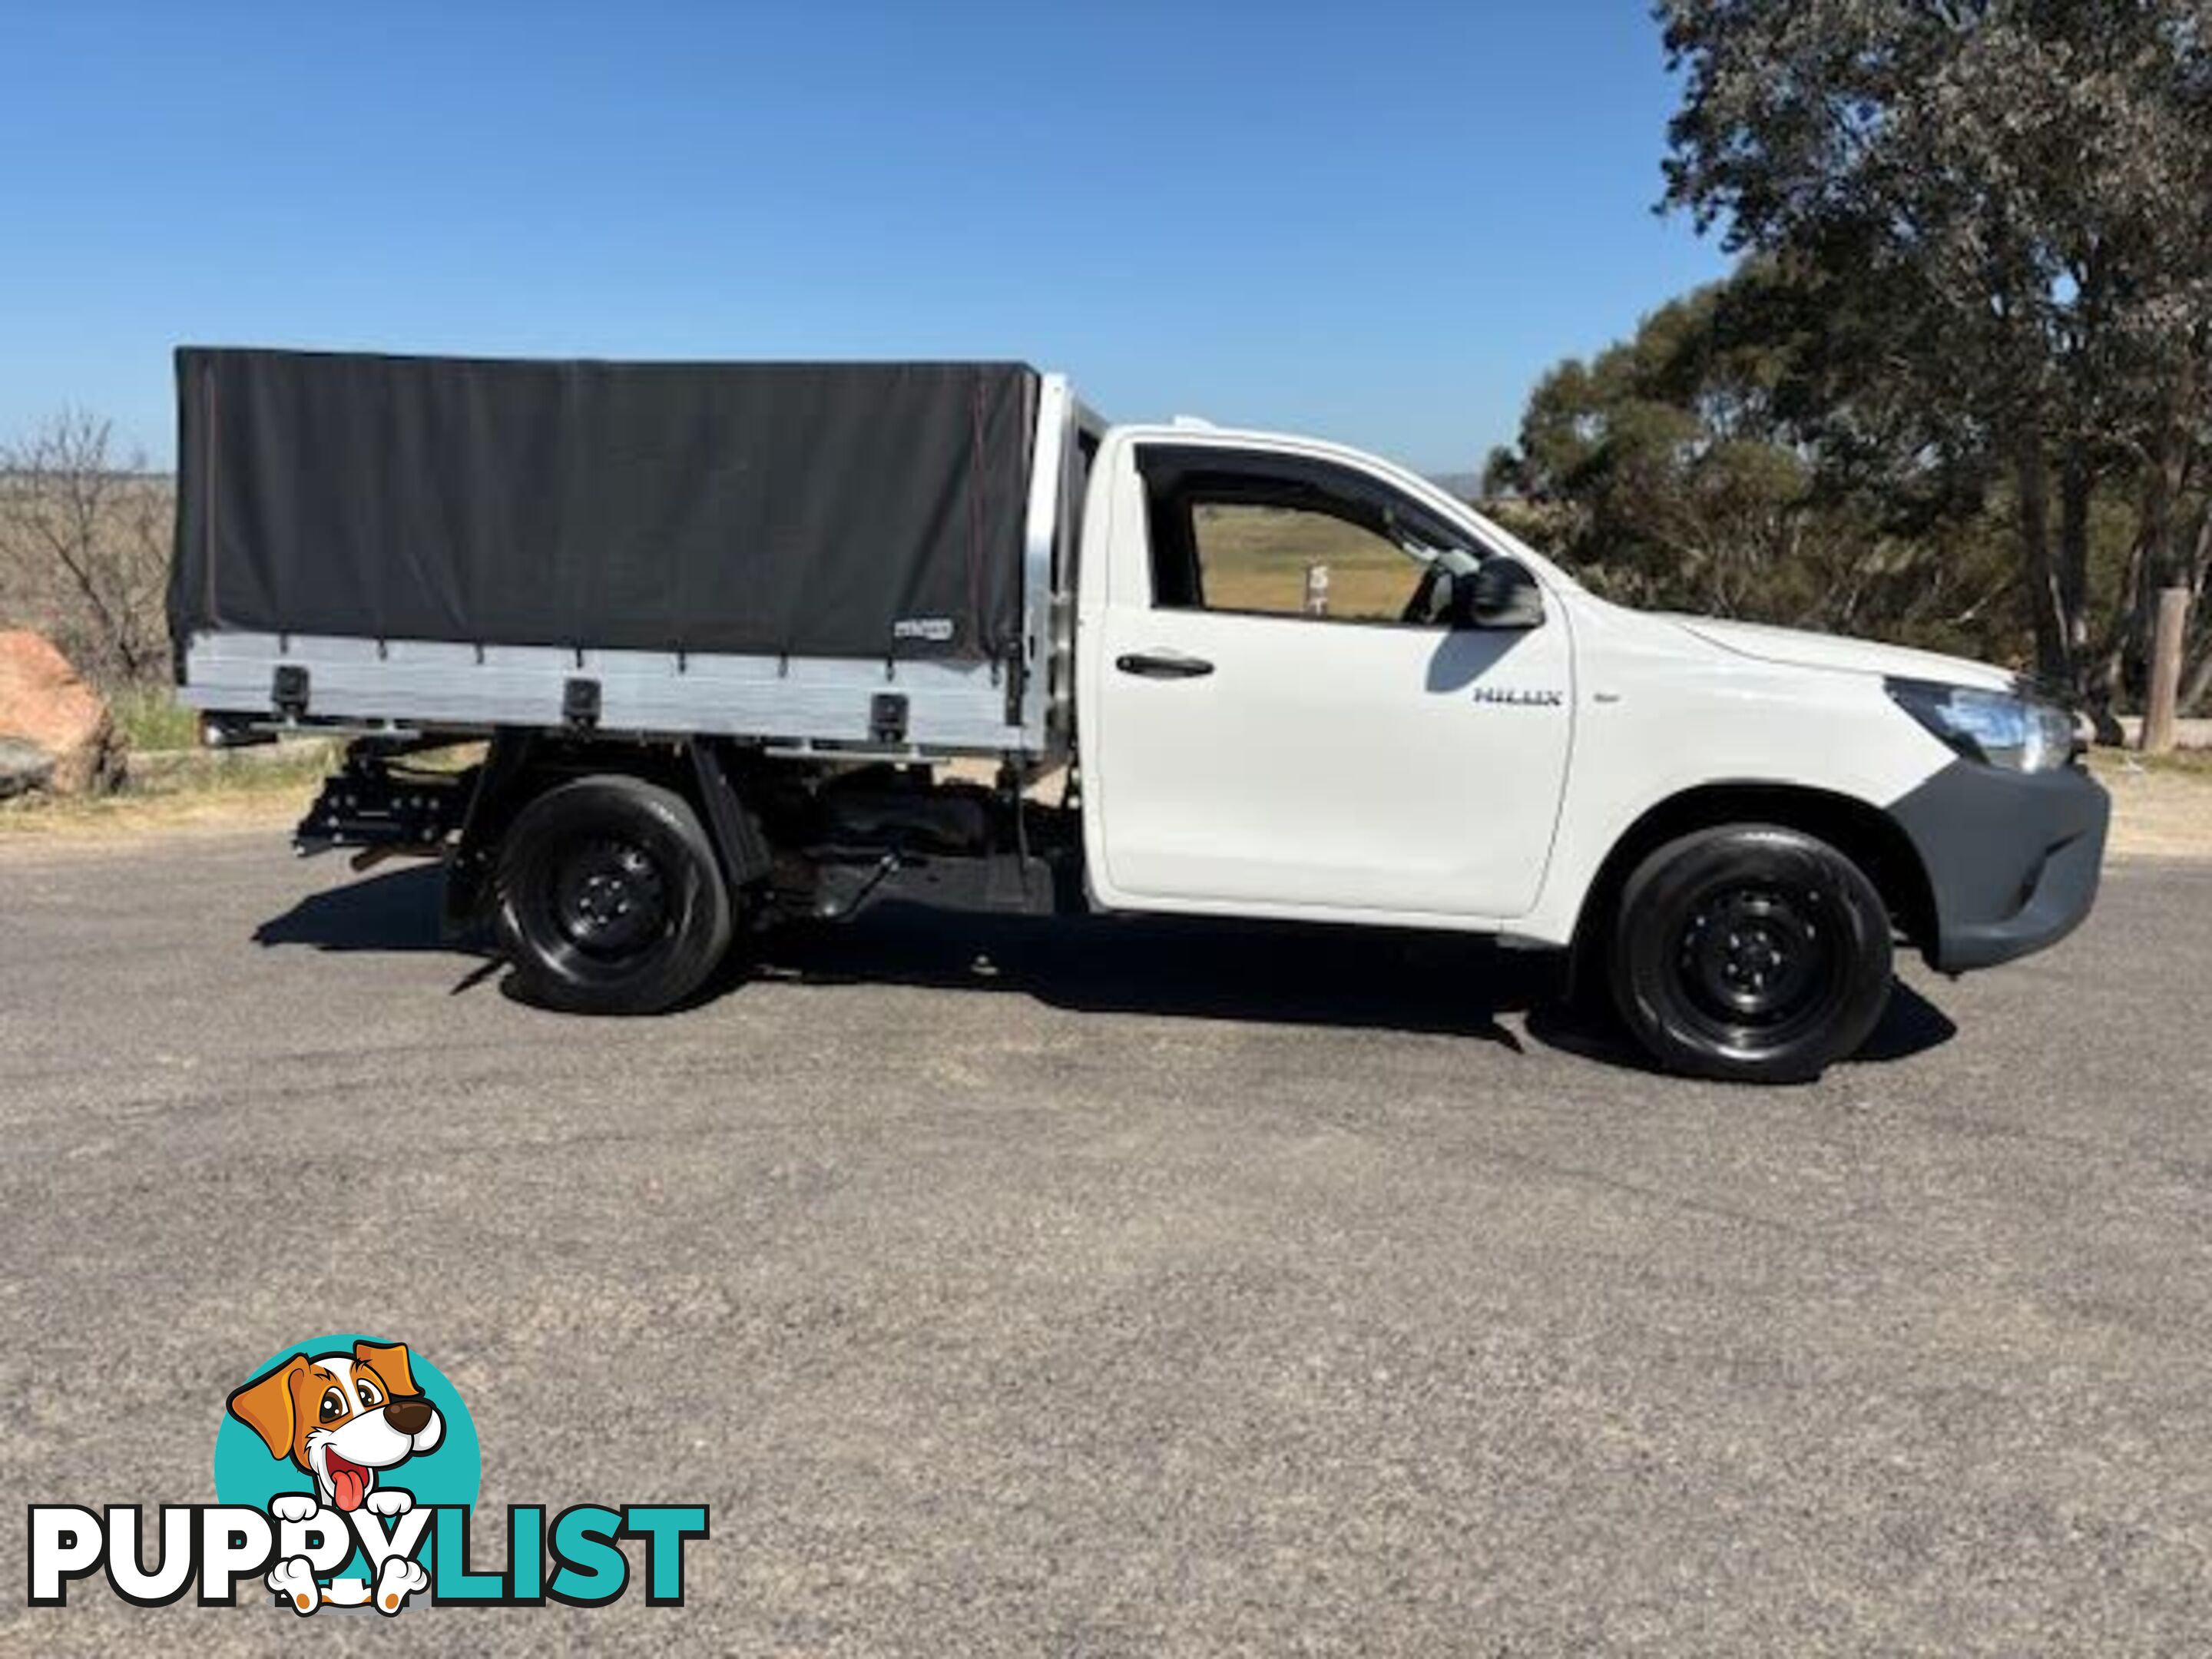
[171,349,1040,665]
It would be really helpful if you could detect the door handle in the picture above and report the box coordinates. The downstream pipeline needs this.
[1116,651,1215,680]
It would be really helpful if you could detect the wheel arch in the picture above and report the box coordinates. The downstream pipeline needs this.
[443,732,770,936]
[1568,781,1936,977]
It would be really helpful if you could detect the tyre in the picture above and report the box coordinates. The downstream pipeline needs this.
[495,775,733,1015]
[1607,824,1892,1083]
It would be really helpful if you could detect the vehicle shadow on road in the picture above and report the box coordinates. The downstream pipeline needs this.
[1522,977,1958,1073]
[757,902,1538,1052]
[253,862,456,952]
[753,902,1959,1074]
[253,868,1959,1073]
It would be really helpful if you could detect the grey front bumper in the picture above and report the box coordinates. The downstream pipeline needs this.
[1888,760,2111,974]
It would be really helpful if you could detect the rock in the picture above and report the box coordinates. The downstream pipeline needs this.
[0,735,55,799]
[0,630,125,795]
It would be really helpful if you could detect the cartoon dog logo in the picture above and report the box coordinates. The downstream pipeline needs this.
[227,1339,443,1614]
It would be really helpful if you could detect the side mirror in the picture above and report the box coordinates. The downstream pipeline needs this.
[1453,557,1545,630]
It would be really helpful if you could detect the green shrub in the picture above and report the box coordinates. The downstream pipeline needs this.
[108,686,200,752]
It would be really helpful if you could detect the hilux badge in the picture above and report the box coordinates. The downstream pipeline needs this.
[1471,687,1565,707]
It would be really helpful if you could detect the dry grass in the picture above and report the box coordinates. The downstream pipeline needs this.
[2089,747,2212,859]
[2098,744,2212,779]
[0,740,333,844]
[1195,506,1422,620]
[0,724,489,848]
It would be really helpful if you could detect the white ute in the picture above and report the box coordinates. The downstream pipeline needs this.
[174,353,2110,1083]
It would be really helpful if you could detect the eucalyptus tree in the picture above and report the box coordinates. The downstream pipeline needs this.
[1485,268,2020,658]
[1657,0,2212,710]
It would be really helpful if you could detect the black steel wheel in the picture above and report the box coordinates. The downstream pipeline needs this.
[1608,825,1893,1083]
[495,775,733,1015]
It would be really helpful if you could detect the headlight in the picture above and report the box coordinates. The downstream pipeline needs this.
[1885,677,2078,773]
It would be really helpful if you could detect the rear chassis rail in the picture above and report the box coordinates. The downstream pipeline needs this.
[296,747,478,858]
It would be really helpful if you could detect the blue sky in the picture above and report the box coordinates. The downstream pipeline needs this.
[0,2,1727,474]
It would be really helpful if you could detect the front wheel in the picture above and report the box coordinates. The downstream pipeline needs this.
[495,775,733,1015]
[1608,825,1893,1084]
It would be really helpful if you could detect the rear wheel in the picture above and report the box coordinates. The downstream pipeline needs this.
[1608,824,1892,1083]
[495,775,733,1015]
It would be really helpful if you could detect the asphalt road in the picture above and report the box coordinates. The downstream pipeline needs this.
[2,833,2208,1654]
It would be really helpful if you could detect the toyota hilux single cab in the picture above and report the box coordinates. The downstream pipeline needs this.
[171,351,2109,1082]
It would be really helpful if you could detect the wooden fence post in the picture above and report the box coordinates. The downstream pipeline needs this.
[2141,585,2190,754]
[1303,564,1330,618]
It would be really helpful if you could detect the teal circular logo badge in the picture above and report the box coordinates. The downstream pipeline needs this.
[214,1333,480,1601]
[214,1333,480,1511]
